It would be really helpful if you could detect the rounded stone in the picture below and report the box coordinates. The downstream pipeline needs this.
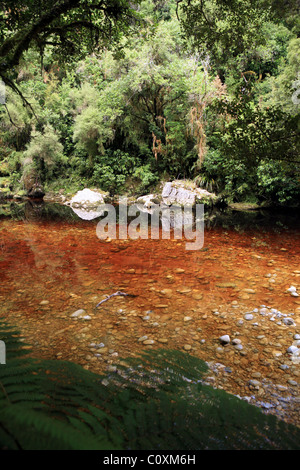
[260,308,269,315]
[244,314,254,321]
[232,338,242,345]
[138,336,148,342]
[71,309,86,318]
[283,318,295,326]
[249,379,261,388]
[219,335,230,344]
[287,379,298,386]
[143,339,155,345]
[252,372,262,378]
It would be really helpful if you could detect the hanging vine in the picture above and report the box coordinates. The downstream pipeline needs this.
[188,74,227,168]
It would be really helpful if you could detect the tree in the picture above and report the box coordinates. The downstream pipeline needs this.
[0,0,140,106]
[175,0,299,80]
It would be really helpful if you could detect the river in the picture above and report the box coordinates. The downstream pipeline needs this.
[0,200,299,427]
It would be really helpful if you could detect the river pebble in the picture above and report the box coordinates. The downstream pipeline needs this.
[219,335,230,344]
[244,313,254,321]
[71,309,86,318]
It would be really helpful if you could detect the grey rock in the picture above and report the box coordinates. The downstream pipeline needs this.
[260,308,269,315]
[244,313,254,321]
[283,317,295,326]
[232,338,242,345]
[249,379,261,388]
[138,335,148,342]
[219,335,230,344]
[260,402,274,409]
[287,379,298,386]
[71,309,86,318]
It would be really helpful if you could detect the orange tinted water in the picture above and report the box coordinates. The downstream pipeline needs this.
[0,202,299,424]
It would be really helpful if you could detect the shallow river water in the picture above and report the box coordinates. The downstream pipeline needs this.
[0,200,299,427]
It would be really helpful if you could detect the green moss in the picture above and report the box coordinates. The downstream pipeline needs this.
[14,189,27,199]
[0,161,10,176]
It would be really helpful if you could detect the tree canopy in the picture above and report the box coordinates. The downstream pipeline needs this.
[0,0,140,101]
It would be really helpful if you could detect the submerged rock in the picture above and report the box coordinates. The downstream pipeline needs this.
[71,309,86,318]
[219,335,230,344]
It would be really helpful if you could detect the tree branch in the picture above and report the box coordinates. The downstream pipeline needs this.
[9,0,82,68]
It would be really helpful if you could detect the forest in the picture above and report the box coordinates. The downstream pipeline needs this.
[0,0,299,206]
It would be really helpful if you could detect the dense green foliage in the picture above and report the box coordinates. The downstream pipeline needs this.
[0,0,299,205]
[1,319,300,450]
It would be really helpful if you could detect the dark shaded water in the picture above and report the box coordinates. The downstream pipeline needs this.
[2,199,300,231]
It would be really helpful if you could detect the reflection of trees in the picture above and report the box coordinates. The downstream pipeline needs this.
[0,201,82,222]
[204,208,300,233]
[24,200,45,222]
[1,200,300,233]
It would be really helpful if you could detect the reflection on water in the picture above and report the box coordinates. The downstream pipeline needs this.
[1,199,300,232]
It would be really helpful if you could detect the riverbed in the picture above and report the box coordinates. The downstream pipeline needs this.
[0,200,299,427]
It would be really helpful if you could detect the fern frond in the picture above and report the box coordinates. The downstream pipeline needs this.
[0,320,299,450]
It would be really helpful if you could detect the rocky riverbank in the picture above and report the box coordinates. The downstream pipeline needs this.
[63,297,300,427]
[42,180,227,220]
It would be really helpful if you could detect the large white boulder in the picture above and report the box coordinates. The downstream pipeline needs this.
[69,188,107,207]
